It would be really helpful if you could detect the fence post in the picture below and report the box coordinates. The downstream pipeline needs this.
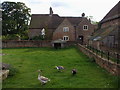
[107,51,109,60]
[101,50,103,58]
[95,49,97,54]
[93,47,94,52]
[116,53,119,64]
[90,46,91,50]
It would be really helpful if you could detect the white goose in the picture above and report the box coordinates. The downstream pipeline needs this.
[37,70,50,85]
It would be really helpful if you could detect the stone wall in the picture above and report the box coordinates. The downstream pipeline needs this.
[77,43,120,75]
[2,40,52,48]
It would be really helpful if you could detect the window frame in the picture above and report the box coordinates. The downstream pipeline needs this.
[63,36,69,41]
[83,25,88,30]
[63,27,69,32]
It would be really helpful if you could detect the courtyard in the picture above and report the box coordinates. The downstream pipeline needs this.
[2,46,118,88]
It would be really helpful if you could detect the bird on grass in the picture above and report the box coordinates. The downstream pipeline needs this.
[37,70,50,85]
[72,69,77,75]
[55,66,64,72]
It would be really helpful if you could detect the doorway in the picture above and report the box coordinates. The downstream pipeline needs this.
[54,43,61,49]
[78,36,84,44]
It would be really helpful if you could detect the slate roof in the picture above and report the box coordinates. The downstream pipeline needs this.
[100,1,120,23]
[90,1,120,41]
[90,25,119,41]
[62,17,82,25]
[29,14,82,29]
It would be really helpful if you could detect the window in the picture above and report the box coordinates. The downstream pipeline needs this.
[63,27,69,32]
[83,25,88,30]
[63,36,69,41]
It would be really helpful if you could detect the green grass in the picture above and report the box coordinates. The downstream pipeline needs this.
[2,47,119,88]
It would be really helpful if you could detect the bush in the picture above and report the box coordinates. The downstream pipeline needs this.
[32,35,44,40]
[2,34,20,40]
[21,35,29,40]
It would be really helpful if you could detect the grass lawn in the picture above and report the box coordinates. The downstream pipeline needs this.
[2,47,118,88]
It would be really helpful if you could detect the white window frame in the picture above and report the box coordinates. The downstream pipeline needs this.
[83,25,88,30]
[63,36,69,41]
[63,27,69,32]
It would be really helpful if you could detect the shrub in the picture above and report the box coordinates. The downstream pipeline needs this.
[21,35,29,40]
[2,34,20,40]
[32,35,44,40]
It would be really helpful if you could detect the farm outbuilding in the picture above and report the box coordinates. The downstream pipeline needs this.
[51,39,66,49]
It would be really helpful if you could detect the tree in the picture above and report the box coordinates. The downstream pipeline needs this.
[2,1,31,39]
[86,16,98,25]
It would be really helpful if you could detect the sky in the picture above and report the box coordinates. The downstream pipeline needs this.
[0,0,120,21]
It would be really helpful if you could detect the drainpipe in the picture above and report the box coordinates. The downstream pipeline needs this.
[74,25,77,41]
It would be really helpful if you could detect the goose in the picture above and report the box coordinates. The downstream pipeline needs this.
[55,66,64,72]
[72,69,77,75]
[37,70,50,85]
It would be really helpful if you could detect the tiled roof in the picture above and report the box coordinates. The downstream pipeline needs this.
[100,1,120,23]
[62,17,82,25]
[90,25,119,41]
[29,14,63,29]
[29,14,82,29]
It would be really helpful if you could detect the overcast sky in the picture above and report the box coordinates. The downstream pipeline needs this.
[1,0,120,21]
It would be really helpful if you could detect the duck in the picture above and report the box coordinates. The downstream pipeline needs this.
[72,69,77,75]
[37,70,50,85]
[55,66,64,72]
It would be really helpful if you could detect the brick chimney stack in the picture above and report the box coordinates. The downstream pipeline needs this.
[49,7,53,16]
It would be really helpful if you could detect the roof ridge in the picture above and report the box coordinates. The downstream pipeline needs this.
[100,1,120,23]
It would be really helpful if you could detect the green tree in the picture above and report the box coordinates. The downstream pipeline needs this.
[86,16,98,25]
[2,1,31,39]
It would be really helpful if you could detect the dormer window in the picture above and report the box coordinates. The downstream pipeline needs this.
[83,25,88,30]
[63,27,69,32]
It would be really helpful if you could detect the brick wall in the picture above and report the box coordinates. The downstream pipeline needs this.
[52,19,75,41]
[2,40,52,48]
[101,19,119,28]
[2,40,76,48]
[77,43,120,75]
[77,18,95,44]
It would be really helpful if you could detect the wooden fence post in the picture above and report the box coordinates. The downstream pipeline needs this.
[101,50,103,58]
[107,51,110,60]
[116,54,119,64]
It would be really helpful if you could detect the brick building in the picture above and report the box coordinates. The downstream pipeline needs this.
[0,8,2,34]
[90,1,120,53]
[29,7,95,45]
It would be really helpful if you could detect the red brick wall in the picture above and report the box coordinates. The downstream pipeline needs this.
[2,40,52,48]
[101,19,119,28]
[77,18,95,44]
[2,40,76,48]
[77,44,120,75]
[52,19,75,41]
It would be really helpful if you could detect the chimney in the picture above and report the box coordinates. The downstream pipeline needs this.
[49,7,53,16]
[82,13,85,17]
[89,18,91,23]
